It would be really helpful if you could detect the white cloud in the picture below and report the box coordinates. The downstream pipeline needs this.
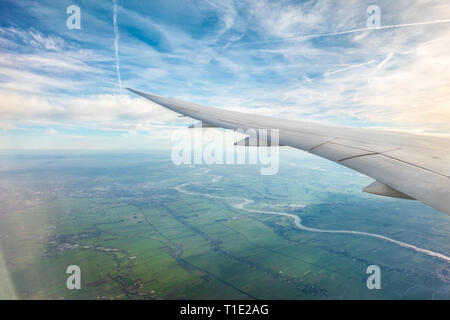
[1,0,450,150]
[0,90,184,131]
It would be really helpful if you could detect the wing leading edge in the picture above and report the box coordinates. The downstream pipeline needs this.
[128,88,450,216]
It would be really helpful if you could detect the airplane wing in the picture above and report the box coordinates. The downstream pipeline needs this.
[128,88,450,216]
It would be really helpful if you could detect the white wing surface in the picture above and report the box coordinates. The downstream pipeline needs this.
[128,88,450,216]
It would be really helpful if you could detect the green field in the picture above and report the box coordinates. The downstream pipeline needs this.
[0,150,449,299]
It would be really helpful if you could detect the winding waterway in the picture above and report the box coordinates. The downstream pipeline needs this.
[173,171,450,263]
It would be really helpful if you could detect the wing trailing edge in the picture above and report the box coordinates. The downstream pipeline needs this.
[128,88,450,216]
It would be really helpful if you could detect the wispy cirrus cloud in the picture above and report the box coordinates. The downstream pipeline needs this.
[0,0,450,149]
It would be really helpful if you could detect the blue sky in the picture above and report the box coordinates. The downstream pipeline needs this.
[1,0,450,149]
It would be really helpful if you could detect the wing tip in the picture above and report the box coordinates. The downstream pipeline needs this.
[127,88,160,100]
[126,87,140,94]
[127,88,156,101]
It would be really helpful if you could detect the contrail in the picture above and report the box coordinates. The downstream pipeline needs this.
[112,0,122,94]
[372,52,394,74]
[222,18,450,49]
[324,60,375,77]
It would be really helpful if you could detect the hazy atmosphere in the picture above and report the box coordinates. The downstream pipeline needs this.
[1,0,449,303]
[1,0,450,149]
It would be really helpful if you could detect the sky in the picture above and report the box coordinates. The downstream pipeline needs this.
[1,0,450,149]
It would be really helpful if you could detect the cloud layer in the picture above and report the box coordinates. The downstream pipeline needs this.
[1,0,450,148]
